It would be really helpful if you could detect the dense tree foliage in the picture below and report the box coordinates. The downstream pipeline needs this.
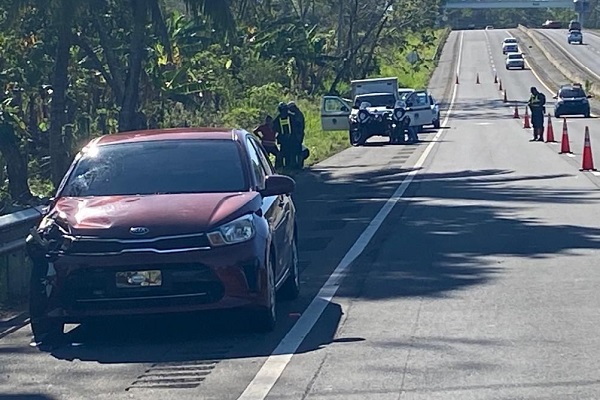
[0,0,444,214]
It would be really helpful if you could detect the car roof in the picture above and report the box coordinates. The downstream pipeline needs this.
[90,127,244,147]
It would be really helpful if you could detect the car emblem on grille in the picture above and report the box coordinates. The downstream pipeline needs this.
[130,227,150,235]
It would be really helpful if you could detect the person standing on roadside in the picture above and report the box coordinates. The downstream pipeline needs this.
[287,101,305,169]
[272,102,293,169]
[528,86,546,141]
[253,115,282,169]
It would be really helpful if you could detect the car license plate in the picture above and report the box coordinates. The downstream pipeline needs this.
[116,270,162,288]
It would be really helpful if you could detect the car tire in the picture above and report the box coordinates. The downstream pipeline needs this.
[349,130,365,147]
[29,264,64,347]
[584,111,591,118]
[433,118,441,129]
[555,112,560,118]
[252,254,277,332]
[279,235,300,301]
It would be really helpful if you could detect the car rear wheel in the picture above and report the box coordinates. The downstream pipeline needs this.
[252,254,276,332]
[280,236,300,300]
[584,111,591,118]
[555,112,560,118]
[433,118,441,129]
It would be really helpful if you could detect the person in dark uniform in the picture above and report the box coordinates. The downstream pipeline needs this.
[528,86,546,141]
[272,102,293,169]
[287,101,305,169]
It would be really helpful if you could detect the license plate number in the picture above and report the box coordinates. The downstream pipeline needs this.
[116,270,162,288]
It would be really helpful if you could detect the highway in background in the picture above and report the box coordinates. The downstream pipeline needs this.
[4,30,600,399]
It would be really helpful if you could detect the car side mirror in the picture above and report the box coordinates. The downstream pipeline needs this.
[553,96,558,99]
[587,95,593,98]
[406,101,414,107]
[341,106,350,112]
[260,175,295,197]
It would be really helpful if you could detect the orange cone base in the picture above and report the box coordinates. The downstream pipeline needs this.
[580,167,597,171]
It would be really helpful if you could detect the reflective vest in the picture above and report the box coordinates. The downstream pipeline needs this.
[280,117,291,136]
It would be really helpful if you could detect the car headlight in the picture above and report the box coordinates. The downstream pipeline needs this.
[358,109,370,123]
[207,214,255,246]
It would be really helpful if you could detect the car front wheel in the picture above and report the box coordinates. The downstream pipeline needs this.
[252,254,277,332]
[280,235,300,300]
[29,264,64,346]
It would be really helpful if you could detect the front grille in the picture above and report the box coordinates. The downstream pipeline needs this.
[66,233,211,256]
[62,263,224,311]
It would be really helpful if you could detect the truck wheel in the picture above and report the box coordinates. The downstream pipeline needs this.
[349,130,364,146]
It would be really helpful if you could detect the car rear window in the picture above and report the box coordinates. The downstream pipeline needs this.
[63,139,248,196]
[504,38,517,43]
[508,54,523,59]
[560,88,585,98]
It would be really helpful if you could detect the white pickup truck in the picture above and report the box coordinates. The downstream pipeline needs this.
[320,77,435,136]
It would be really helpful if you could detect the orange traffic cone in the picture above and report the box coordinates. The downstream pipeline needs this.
[523,107,531,128]
[494,73,498,84]
[476,73,480,84]
[559,118,573,154]
[499,79,503,91]
[513,105,520,119]
[580,126,596,171]
[545,114,556,142]
[503,90,507,103]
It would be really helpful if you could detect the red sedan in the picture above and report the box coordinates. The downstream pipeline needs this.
[27,128,299,345]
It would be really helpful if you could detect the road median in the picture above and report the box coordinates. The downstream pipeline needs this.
[514,25,600,114]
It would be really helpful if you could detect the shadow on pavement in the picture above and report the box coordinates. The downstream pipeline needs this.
[0,396,58,400]
[7,163,600,378]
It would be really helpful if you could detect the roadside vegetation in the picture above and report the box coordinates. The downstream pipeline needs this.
[0,0,447,216]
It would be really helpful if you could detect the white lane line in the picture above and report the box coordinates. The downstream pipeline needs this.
[567,153,576,158]
[235,29,466,400]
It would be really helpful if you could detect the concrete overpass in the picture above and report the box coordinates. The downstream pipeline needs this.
[444,0,575,9]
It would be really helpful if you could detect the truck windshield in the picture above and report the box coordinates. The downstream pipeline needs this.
[354,94,396,107]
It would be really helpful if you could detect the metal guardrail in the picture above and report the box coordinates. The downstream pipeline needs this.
[0,207,44,303]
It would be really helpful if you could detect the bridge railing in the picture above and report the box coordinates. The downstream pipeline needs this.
[443,0,574,8]
[0,207,44,304]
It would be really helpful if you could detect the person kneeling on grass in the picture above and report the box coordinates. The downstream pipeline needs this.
[253,115,282,169]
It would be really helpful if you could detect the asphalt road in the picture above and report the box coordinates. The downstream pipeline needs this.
[534,29,600,83]
[4,30,600,399]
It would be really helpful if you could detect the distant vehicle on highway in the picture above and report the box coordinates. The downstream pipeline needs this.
[26,127,299,344]
[502,38,518,54]
[568,30,583,44]
[542,20,562,29]
[503,43,519,54]
[568,20,581,31]
[505,53,525,70]
[553,83,592,118]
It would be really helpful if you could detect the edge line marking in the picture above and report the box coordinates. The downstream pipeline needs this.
[236,31,465,400]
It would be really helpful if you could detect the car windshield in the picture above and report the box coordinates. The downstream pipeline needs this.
[62,139,248,196]
[560,88,586,98]
[355,94,396,107]
[508,54,523,59]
